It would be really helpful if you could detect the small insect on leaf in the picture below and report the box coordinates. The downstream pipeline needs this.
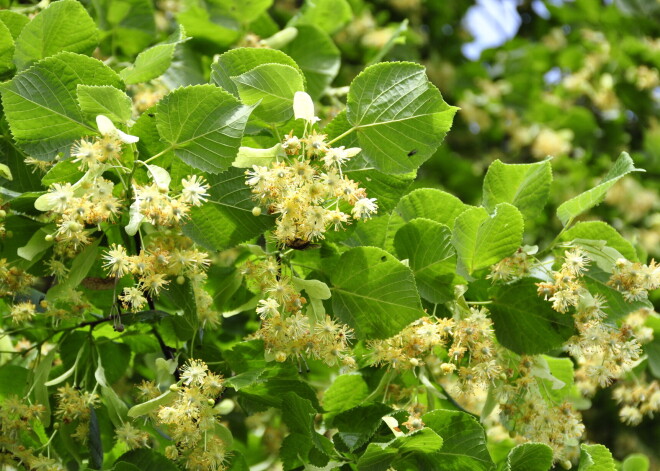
[407,149,418,157]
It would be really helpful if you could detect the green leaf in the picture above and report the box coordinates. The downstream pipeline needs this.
[489,278,575,355]
[30,349,56,427]
[296,0,352,34]
[622,454,650,471]
[231,63,305,123]
[77,85,132,123]
[46,238,101,300]
[556,152,644,225]
[646,339,660,378]
[333,403,393,451]
[343,62,457,174]
[175,6,240,47]
[506,443,553,471]
[119,25,188,85]
[330,247,425,339]
[358,444,398,471]
[0,52,122,160]
[13,0,99,70]
[156,85,255,173]
[397,188,467,229]
[559,221,638,262]
[0,364,29,399]
[578,444,615,471]
[99,0,156,57]
[322,374,369,420]
[41,159,84,187]
[394,218,459,303]
[282,391,317,434]
[281,24,340,99]
[115,449,178,471]
[422,409,494,471]
[348,168,416,214]
[0,21,13,74]
[0,10,30,40]
[161,280,199,340]
[213,0,273,23]
[482,159,552,222]
[451,203,524,278]
[184,167,276,250]
[211,48,305,97]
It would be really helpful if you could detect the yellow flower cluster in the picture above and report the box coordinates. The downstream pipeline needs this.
[102,235,217,326]
[157,360,228,471]
[497,357,585,467]
[55,384,100,444]
[243,257,355,367]
[0,395,45,441]
[613,379,660,425]
[608,258,660,302]
[0,259,34,297]
[131,174,209,228]
[536,248,591,313]
[245,130,377,247]
[369,308,501,396]
[488,247,534,282]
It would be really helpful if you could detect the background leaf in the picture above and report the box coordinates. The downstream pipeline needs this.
[155,84,255,173]
[184,167,276,250]
[281,24,340,99]
[13,0,98,70]
[231,63,305,123]
[343,62,457,174]
[506,443,553,471]
[0,52,122,160]
[482,159,552,222]
[394,218,460,303]
[556,152,643,225]
[77,85,133,123]
[330,247,424,339]
[489,278,575,355]
[451,203,524,278]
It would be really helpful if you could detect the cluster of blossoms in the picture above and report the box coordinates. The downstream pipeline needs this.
[129,80,168,115]
[536,248,644,393]
[156,360,229,471]
[55,384,100,444]
[608,258,660,302]
[243,257,355,367]
[102,234,218,324]
[613,378,660,425]
[0,259,33,298]
[536,247,592,313]
[0,396,62,470]
[488,247,535,282]
[369,308,501,396]
[129,174,210,229]
[496,357,585,467]
[245,94,377,247]
[39,175,122,251]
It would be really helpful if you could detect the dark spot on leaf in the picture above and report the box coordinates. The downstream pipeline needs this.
[407,149,418,157]
[148,113,155,117]
[381,256,387,261]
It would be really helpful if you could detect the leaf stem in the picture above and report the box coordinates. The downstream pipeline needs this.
[328,126,357,145]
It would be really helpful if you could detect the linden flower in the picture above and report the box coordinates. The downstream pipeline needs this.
[96,115,139,144]
[352,197,378,219]
[256,297,279,318]
[322,146,362,168]
[180,175,210,206]
[180,359,208,386]
[103,244,131,278]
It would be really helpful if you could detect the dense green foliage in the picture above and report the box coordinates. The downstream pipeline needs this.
[0,1,659,471]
